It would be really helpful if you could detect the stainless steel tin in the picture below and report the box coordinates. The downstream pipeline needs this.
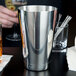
[18,5,57,71]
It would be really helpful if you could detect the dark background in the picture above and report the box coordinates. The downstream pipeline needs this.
[0,0,76,47]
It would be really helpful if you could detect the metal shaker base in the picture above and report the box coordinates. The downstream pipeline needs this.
[26,68,48,72]
[24,59,48,72]
[26,64,48,72]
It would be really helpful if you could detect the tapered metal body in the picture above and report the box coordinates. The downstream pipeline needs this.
[18,5,57,71]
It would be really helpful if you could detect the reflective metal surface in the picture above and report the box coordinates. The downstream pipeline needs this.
[18,5,57,71]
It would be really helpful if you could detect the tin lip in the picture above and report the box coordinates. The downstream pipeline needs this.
[18,5,57,12]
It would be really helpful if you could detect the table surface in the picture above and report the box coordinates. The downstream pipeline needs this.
[0,47,76,76]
